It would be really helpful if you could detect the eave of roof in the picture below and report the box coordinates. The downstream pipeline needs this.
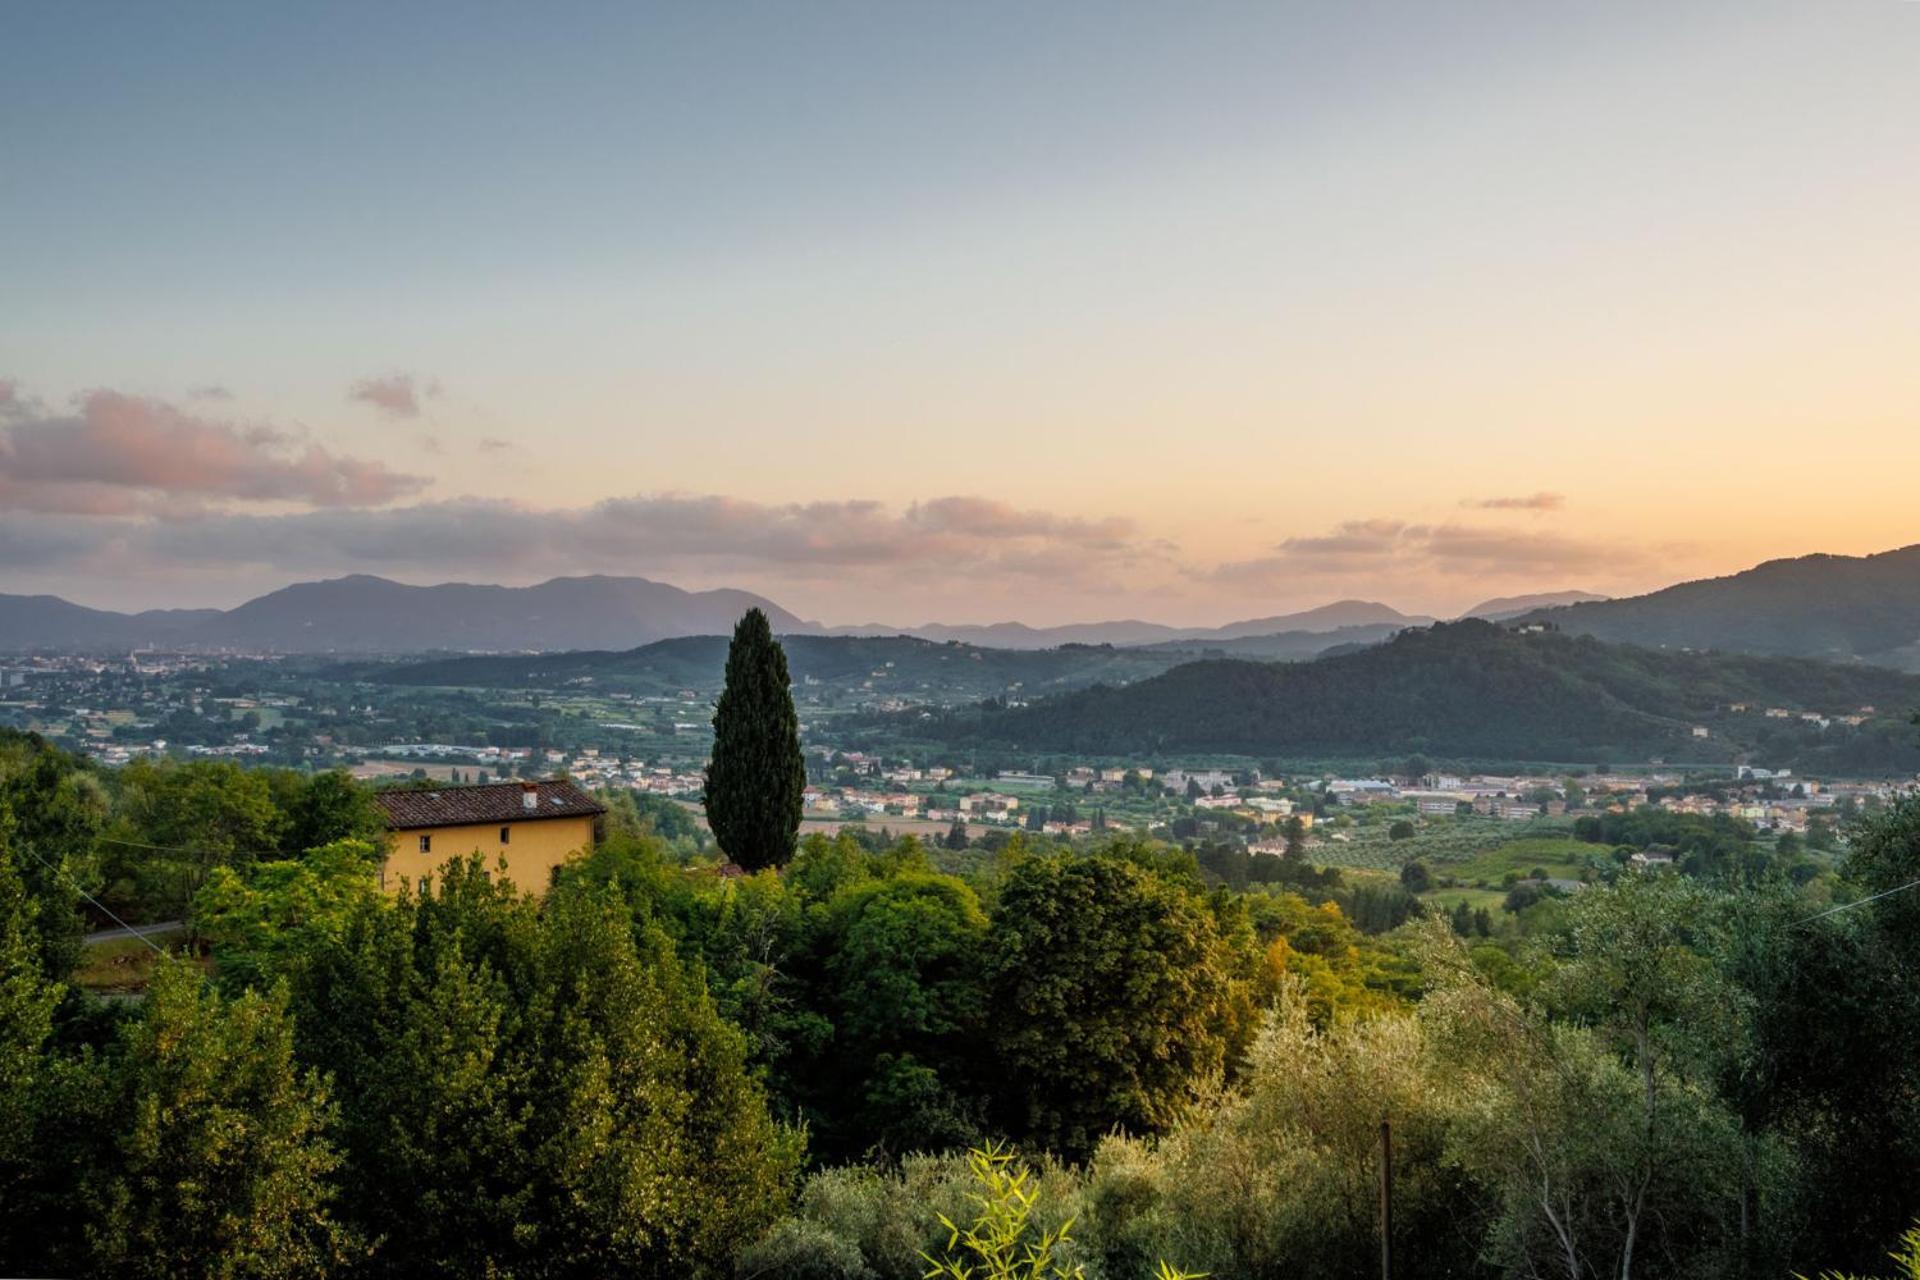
[374,779,607,831]
[383,808,602,832]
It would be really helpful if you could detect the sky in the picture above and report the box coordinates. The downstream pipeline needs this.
[3,1,1918,625]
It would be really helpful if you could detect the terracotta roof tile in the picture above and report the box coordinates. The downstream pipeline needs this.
[375,779,605,830]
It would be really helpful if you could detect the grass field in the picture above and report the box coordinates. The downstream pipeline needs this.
[1417,836,1598,915]
[1302,819,1599,917]
[1425,886,1513,913]
[1306,816,1580,873]
[75,929,194,995]
[1434,836,1597,885]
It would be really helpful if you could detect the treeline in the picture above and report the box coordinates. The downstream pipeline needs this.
[3,851,796,1277]
[748,823,1920,1280]
[3,728,1920,1278]
[559,829,1415,1163]
[0,730,396,942]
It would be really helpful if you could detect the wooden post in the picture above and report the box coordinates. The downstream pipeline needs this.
[1379,1117,1393,1280]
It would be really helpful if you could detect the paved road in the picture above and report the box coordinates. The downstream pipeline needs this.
[85,919,184,945]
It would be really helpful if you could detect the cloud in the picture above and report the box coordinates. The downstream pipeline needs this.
[478,437,513,452]
[0,388,427,514]
[904,496,1135,548]
[0,492,1154,587]
[1212,516,1644,588]
[0,515,118,567]
[188,384,233,401]
[347,372,438,418]
[1421,525,1634,573]
[1463,492,1566,511]
[1276,518,1418,558]
[0,379,37,422]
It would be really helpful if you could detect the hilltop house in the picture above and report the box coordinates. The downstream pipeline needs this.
[374,778,605,895]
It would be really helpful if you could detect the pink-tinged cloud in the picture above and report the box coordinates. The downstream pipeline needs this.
[905,496,1136,547]
[1464,492,1566,511]
[0,389,426,513]
[347,372,436,418]
[0,492,1155,586]
[1212,517,1646,586]
[1275,518,1418,558]
[0,379,32,423]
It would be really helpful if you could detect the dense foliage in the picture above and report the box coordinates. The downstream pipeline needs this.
[0,727,1917,1279]
[985,852,1254,1158]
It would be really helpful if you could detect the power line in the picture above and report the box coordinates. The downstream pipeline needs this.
[97,834,287,860]
[1795,875,1920,926]
[15,842,170,957]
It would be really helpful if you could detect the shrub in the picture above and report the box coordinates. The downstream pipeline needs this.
[1800,1223,1920,1280]
[922,1144,1084,1280]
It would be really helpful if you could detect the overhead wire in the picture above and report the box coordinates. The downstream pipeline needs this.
[96,833,288,860]
[15,841,172,956]
[1794,875,1920,925]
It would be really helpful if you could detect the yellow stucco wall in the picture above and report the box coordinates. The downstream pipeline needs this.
[381,815,596,896]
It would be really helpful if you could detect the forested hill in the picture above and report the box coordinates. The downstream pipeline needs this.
[351,625,1402,699]
[1525,543,1920,669]
[343,632,1216,701]
[935,621,1920,768]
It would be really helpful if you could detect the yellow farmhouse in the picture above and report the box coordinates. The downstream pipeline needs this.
[373,778,605,895]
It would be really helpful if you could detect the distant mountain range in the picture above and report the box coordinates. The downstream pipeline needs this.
[0,578,1436,655]
[831,600,1435,649]
[0,597,224,651]
[932,620,1920,771]
[1523,544,1920,670]
[10,539,1920,666]
[341,620,1421,698]
[0,575,808,654]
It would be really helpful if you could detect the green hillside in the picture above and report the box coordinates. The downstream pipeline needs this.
[931,621,1920,769]
[1531,543,1920,668]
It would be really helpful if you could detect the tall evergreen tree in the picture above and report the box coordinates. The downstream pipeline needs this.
[705,608,805,870]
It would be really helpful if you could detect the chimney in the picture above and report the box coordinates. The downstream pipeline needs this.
[522,781,539,811]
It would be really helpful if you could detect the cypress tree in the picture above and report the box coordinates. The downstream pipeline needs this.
[705,609,805,870]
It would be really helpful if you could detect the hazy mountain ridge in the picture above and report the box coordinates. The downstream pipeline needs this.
[1461,590,1607,621]
[0,575,809,654]
[0,578,1428,655]
[0,595,222,649]
[1129,623,1410,659]
[827,599,1431,648]
[8,542,1920,661]
[203,575,813,653]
